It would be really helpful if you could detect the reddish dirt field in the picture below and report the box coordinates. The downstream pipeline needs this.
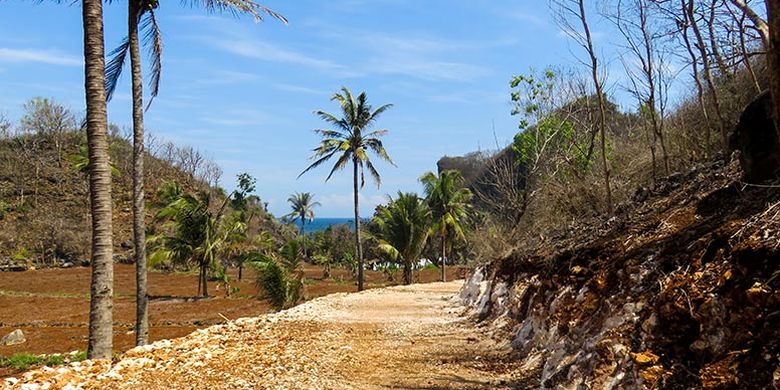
[0,263,469,375]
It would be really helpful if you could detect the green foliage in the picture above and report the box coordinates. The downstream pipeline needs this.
[375,261,399,282]
[283,192,320,233]
[510,68,593,179]
[148,179,247,295]
[0,200,11,219]
[69,143,121,177]
[231,172,257,211]
[372,192,431,283]
[311,224,354,267]
[0,353,70,371]
[13,247,31,261]
[299,87,395,187]
[279,238,303,273]
[420,170,472,255]
[249,248,303,311]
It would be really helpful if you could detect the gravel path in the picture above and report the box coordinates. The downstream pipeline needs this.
[4,282,514,389]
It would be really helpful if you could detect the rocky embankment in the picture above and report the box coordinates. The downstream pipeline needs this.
[460,158,780,389]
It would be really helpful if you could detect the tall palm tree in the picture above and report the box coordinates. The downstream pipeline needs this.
[104,0,285,346]
[82,0,114,360]
[299,87,395,291]
[420,170,472,282]
[372,192,431,285]
[284,192,320,257]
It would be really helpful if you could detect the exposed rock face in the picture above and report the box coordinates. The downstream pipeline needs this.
[730,91,780,182]
[1,329,26,346]
[462,160,780,388]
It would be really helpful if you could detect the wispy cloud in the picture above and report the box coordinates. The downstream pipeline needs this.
[198,69,261,85]
[0,47,81,66]
[200,108,268,127]
[273,83,327,95]
[208,38,349,74]
[323,29,497,81]
[369,58,489,81]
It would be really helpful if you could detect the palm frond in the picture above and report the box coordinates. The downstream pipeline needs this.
[325,151,351,181]
[298,149,340,179]
[140,10,163,109]
[104,37,130,102]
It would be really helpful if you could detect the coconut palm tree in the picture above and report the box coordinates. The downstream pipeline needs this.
[372,192,431,285]
[420,170,472,282]
[284,192,320,257]
[81,0,114,360]
[104,0,285,346]
[149,182,244,297]
[299,87,394,291]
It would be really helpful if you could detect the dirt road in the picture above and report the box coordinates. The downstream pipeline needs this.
[5,282,517,389]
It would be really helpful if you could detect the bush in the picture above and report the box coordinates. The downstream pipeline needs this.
[250,253,303,311]
[0,353,70,371]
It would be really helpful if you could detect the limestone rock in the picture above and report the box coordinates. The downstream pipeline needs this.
[1,329,26,346]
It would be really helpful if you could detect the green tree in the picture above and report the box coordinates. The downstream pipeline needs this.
[248,238,304,310]
[148,181,245,297]
[312,224,353,279]
[299,87,395,291]
[372,192,431,285]
[104,0,285,346]
[420,170,472,282]
[284,192,320,257]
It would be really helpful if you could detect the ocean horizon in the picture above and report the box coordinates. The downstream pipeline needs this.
[280,217,366,234]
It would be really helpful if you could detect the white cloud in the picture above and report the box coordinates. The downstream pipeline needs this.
[273,83,327,95]
[0,48,81,66]
[208,38,349,74]
[369,58,489,81]
[200,108,268,126]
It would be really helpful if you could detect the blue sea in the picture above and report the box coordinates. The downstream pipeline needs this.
[281,217,359,233]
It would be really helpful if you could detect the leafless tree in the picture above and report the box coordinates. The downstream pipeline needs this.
[686,0,729,148]
[19,97,77,168]
[611,0,674,178]
[552,0,614,213]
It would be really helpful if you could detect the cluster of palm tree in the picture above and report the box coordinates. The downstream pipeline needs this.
[74,0,285,358]
[147,180,250,298]
[370,171,472,285]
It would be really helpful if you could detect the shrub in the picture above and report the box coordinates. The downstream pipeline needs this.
[250,252,303,310]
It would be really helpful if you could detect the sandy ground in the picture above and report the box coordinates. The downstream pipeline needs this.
[0,264,469,360]
[4,281,516,389]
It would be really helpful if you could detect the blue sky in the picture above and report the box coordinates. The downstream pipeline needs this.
[0,0,636,217]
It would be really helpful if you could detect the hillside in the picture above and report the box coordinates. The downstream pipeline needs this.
[460,157,780,388]
[0,120,289,270]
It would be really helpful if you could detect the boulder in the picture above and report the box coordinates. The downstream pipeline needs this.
[730,91,780,182]
[1,329,26,346]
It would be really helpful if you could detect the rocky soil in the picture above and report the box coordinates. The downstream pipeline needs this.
[4,282,521,389]
[462,158,780,389]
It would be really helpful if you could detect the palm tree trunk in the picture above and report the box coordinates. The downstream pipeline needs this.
[403,259,412,285]
[197,264,202,296]
[353,159,365,291]
[301,217,306,260]
[83,0,114,360]
[440,227,446,282]
[128,0,148,347]
[201,260,209,297]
